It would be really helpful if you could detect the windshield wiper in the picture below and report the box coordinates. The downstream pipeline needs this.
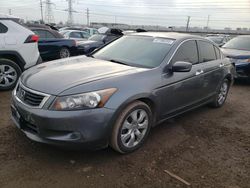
[109,59,129,66]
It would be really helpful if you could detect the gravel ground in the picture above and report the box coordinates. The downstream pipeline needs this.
[0,81,249,188]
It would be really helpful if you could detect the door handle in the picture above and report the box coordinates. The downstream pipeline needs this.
[219,63,225,68]
[195,70,204,76]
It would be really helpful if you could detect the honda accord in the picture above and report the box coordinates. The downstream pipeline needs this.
[11,32,235,153]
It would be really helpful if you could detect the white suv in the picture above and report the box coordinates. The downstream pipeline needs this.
[0,14,41,90]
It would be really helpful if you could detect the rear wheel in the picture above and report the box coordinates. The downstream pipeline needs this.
[110,101,153,154]
[0,59,21,91]
[210,79,230,108]
[59,47,70,58]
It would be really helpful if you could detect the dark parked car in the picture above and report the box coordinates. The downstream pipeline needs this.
[221,35,250,79]
[11,32,234,153]
[30,27,78,60]
[77,29,123,54]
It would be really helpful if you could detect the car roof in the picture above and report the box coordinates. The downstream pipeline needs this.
[0,14,20,19]
[130,32,203,40]
[29,27,63,38]
[63,30,89,33]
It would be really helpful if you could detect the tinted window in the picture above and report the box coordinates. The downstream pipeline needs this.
[81,32,90,38]
[33,30,55,39]
[214,46,221,59]
[198,41,216,62]
[70,32,82,38]
[222,36,250,51]
[0,23,8,33]
[94,36,174,68]
[172,40,198,65]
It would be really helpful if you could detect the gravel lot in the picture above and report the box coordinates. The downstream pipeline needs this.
[0,81,249,188]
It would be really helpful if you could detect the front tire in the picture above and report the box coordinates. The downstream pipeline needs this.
[210,79,230,108]
[0,59,21,91]
[110,101,153,154]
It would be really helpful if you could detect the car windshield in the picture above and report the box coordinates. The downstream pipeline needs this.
[93,36,175,68]
[222,37,250,51]
[89,34,105,41]
[207,37,223,44]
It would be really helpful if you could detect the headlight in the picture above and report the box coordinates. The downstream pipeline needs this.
[51,88,117,111]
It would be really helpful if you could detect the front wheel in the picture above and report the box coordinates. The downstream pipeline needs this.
[210,79,230,108]
[110,101,153,154]
[59,47,70,59]
[0,59,21,91]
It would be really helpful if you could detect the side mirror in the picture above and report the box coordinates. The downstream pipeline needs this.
[172,61,192,72]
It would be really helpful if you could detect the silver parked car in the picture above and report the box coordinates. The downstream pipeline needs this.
[11,32,234,153]
[62,30,90,41]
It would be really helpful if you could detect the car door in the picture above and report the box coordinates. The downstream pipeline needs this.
[197,40,224,98]
[159,40,205,118]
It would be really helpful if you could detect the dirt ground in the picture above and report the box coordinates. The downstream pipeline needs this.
[0,81,249,188]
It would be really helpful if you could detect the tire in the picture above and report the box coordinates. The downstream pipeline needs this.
[0,58,21,91]
[110,101,153,154]
[59,47,70,59]
[210,79,230,108]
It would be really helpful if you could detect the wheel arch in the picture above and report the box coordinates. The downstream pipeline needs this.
[107,94,158,137]
[0,51,25,71]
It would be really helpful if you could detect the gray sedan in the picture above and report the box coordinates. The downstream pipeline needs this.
[11,32,234,153]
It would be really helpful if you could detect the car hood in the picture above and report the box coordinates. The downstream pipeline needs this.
[21,56,145,95]
[221,48,250,59]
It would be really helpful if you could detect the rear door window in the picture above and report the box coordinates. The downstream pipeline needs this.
[171,40,199,65]
[0,23,8,33]
[197,41,216,63]
[33,30,55,39]
[70,32,82,38]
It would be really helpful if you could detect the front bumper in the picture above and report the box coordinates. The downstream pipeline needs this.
[11,95,115,150]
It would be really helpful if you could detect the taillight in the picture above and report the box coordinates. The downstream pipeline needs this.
[24,35,39,43]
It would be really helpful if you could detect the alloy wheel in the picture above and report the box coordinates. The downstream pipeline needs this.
[217,81,228,105]
[59,48,70,58]
[121,109,149,148]
[0,65,17,87]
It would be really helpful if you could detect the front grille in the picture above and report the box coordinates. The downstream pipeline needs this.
[15,84,47,107]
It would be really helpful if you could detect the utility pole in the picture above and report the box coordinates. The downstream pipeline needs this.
[8,9,12,15]
[66,0,74,25]
[86,8,89,26]
[44,0,55,24]
[40,0,44,23]
[186,16,190,32]
[206,15,210,29]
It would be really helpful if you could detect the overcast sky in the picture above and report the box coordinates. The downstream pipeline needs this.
[1,0,250,29]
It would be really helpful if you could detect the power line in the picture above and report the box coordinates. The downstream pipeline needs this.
[186,16,191,31]
[40,0,44,22]
[45,0,55,23]
[66,0,74,25]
